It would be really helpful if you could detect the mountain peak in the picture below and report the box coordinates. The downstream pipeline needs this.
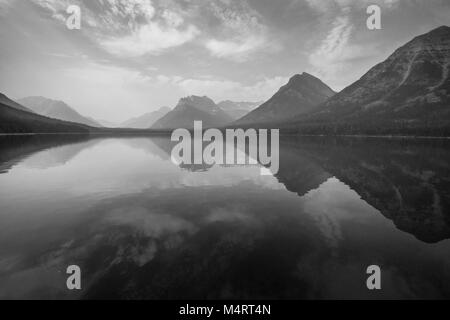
[288,72,318,83]
[152,95,232,129]
[180,95,213,103]
[177,95,215,108]
[280,72,335,97]
[286,72,330,86]
[234,73,335,125]
[427,25,450,35]
[406,25,450,47]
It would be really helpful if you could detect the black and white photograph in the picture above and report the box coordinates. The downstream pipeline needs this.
[0,0,450,308]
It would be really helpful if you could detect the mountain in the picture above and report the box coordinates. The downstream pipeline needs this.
[234,73,335,125]
[152,96,233,129]
[290,26,450,135]
[0,100,91,134]
[0,93,33,113]
[18,96,101,127]
[217,100,261,120]
[121,106,171,129]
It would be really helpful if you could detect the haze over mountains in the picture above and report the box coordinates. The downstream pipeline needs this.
[96,119,118,128]
[0,91,258,132]
[0,94,90,133]
[152,96,233,129]
[217,100,261,120]
[18,96,101,127]
[0,93,33,113]
[235,73,335,125]
[120,106,171,129]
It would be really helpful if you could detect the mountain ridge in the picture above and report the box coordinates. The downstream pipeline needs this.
[0,100,92,133]
[18,96,101,127]
[0,93,34,113]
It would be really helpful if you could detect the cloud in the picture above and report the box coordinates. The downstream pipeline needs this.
[305,0,394,88]
[305,0,401,13]
[160,75,288,102]
[63,62,151,86]
[203,1,276,61]
[30,0,200,57]
[205,35,268,61]
[28,0,276,60]
[108,0,156,20]
[101,23,199,57]
[97,1,200,57]
[308,16,354,81]
[0,0,11,9]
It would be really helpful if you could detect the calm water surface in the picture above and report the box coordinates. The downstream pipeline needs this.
[0,135,449,299]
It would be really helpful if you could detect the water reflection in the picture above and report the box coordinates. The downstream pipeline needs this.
[0,135,449,299]
[274,137,450,243]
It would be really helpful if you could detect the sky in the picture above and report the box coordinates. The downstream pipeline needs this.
[0,0,449,123]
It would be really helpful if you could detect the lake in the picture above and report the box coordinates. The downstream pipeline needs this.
[0,134,449,299]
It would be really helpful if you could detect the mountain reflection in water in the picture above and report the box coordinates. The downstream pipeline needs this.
[0,134,449,299]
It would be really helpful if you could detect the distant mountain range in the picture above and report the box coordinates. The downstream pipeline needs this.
[18,96,101,127]
[120,106,171,129]
[235,73,335,125]
[152,96,233,129]
[0,93,91,133]
[217,100,261,120]
[286,25,450,135]
[0,92,251,132]
[95,119,118,128]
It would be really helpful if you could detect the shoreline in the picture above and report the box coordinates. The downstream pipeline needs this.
[1,132,450,140]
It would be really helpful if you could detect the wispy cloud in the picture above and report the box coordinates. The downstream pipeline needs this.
[308,16,355,85]
[305,0,401,13]
[205,35,268,62]
[156,75,288,102]
[101,23,199,57]
[98,1,200,57]
[304,0,400,89]
[203,1,277,61]
[30,0,200,57]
